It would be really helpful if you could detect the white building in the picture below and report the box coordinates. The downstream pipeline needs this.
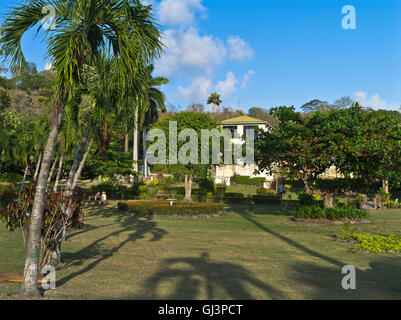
[214,115,275,187]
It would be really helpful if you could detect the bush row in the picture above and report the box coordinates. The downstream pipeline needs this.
[232,176,266,186]
[118,201,225,216]
[294,205,368,220]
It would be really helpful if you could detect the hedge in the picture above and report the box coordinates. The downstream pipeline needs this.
[294,206,368,220]
[233,176,266,186]
[118,201,225,216]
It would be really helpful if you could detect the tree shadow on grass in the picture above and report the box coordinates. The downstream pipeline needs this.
[65,222,120,241]
[227,204,294,217]
[133,252,285,300]
[288,257,401,299]
[233,210,345,268]
[56,208,168,288]
[234,210,401,299]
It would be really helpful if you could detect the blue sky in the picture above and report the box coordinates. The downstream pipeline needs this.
[1,0,400,112]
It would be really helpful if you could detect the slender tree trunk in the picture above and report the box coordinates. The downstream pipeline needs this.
[72,138,94,189]
[33,153,42,181]
[184,174,192,202]
[124,125,129,153]
[53,153,64,193]
[382,177,389,194]
[20,101,65,297]
[47,154,58,185]
[143,126,148,178]
[133,110,139,173]
[18,163,29,205]
[66,127,90,195]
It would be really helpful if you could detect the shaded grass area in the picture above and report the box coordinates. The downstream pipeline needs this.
[1,203,401,299]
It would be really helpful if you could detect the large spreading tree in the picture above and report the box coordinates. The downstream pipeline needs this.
[150,112,221,201]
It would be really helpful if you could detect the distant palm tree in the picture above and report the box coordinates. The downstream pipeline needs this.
[0,0,162,297]
[207,92,222,112]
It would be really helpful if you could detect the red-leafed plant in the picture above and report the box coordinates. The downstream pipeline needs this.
[0,182,86,266]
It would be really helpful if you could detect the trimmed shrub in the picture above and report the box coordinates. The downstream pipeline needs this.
[117,201,225,216]
[198,178,216,193]
[294,206,368,220]
[215,184,227,202]
[224,193,245,204]
[234,176,251,185]
[250,178,266,186]
[251,195,280,205]
[233,176,265,186]
[297,191,315,207]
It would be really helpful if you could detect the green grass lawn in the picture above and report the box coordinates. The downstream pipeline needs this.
[1,203,401,300]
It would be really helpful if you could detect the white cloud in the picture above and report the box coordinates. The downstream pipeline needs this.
[241,70,255,89]
[227,36,254,60]
[44,62,52,71]
[157,0,205,26]
[152,0,255,106]
[178,77,212,103]
[156,28,227,78]
[354,91,399,110]
[216,71,238,98]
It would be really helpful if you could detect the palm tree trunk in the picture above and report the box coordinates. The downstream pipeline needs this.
[124,125,129,153]
[18,163,29,205]
[53,153,64,193]
[133,109,139,174]
[184,174,192,202]
[47,154,58,185]
[33,153,42,181]
[72,138,94,189]
[143,126,147,178]
[66,126,90,195]
[20,102,65,297]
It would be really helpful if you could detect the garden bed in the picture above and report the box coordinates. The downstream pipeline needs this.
[291,217,373,225]
[117,201,225,217]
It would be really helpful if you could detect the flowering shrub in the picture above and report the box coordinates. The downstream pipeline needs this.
[385,201,400,209]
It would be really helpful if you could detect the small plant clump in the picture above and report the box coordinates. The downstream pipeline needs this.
[341,229,401,253]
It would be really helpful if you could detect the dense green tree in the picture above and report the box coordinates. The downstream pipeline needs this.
[151,112,220,201]
[255,107,336,195]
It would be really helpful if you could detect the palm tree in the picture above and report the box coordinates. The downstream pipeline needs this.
[207,92,222,112]
[0,0,162,297]
[140,65,168,178]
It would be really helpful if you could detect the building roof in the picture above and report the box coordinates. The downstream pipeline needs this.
[222,115,267,125]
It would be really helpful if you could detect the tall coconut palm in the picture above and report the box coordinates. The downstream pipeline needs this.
[0,0,162,297]
[139,65,168,178]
